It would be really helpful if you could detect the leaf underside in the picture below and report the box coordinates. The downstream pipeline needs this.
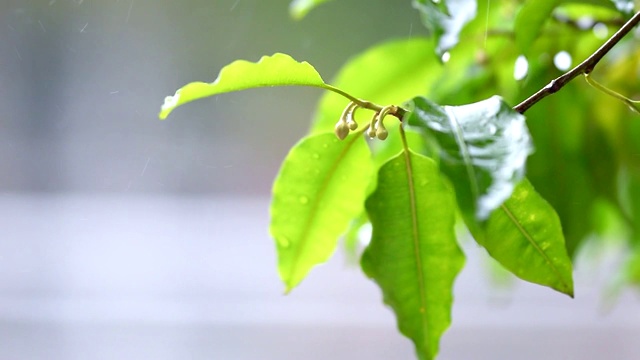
[362,151,464,360]
[159,53,326,119]
[271,132,374,292]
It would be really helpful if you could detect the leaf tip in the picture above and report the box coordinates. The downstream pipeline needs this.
[158,92,181,120]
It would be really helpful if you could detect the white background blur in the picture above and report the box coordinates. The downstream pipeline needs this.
[1,1,639,359]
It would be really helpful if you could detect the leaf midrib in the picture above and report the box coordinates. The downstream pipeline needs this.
[286,133,363,287]
[499,203,570,293]
[401,150,429,350]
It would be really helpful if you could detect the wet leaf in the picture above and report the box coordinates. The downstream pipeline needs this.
[289,0,334,20]
[473,179,575,297]
[159,53,327,119]
[413,0,477,55]
[270,132,374,292]
[362,151,464,360]
[406,95,533,221]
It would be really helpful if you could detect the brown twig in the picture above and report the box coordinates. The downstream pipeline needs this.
[514,11,640,114]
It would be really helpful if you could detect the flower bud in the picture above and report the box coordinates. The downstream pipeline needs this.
[376,127,388,140]
[334,120,350,140]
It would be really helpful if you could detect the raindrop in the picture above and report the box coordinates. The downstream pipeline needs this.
[312,153,320,160]
[299,196,309,205]
[278,237,291,248]
[576,17,594,30]
[593,22,608,39]
[553,51,572,71]
[441,51,451,63]
[513,55,528,81]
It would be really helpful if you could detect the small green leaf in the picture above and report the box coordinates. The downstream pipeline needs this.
[159,53,327,119]
[515,0,559,53]
[406,96,533,221]
[310,38,439,133]
[289,0,334,20]
[413,0,477,55]
[362,151,464,360]
[473,179,575,297]
[270,132,374,292]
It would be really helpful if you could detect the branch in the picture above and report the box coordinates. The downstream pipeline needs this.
[514,11,640,114]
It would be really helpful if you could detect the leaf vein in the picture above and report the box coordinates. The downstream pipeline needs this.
[287,133,362,285]
[402,149,429,347]
[499,203,569,292]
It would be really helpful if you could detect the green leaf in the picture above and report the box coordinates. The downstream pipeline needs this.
[515,0,559,53]
[270,132,374,292]
[413,0,477,55]
[559,0,619,11]
[406,96,533,221]
[362,151,464,360]
[289,0,334,20]
[159,53,327,119]
[473,179,575,297]
[619,167,640,245]
[310,38,439,133]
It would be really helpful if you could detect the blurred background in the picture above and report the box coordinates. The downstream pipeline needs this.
[1,0,639,359]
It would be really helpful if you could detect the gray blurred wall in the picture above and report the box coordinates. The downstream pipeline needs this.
[0,0,422,194]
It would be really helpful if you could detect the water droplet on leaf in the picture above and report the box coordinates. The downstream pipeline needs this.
[278,237,291,248]
[299,196,309,204]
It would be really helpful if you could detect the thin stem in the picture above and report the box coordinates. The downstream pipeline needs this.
[584,73,640,114]
[399,122,410,152]
[321,84,407,120]
[514,11,640,114]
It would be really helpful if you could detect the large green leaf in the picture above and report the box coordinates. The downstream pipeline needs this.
[289,0,334,20]
[362,151,464,360]
[310,38,439,133]
[406,96,533,221]
[473,179,575,297]
[159,53,327,119]
[514,0,559,53]
[270,132,374,292]
[413,0,477,55]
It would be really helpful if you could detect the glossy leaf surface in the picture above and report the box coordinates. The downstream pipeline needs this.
[413,0,477,55]
[362,151,464,360]
[406,96,533,221]
[289,0,334,19]
[160,53,326,119]
[271,132,374,292]
[473,179,574,296]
